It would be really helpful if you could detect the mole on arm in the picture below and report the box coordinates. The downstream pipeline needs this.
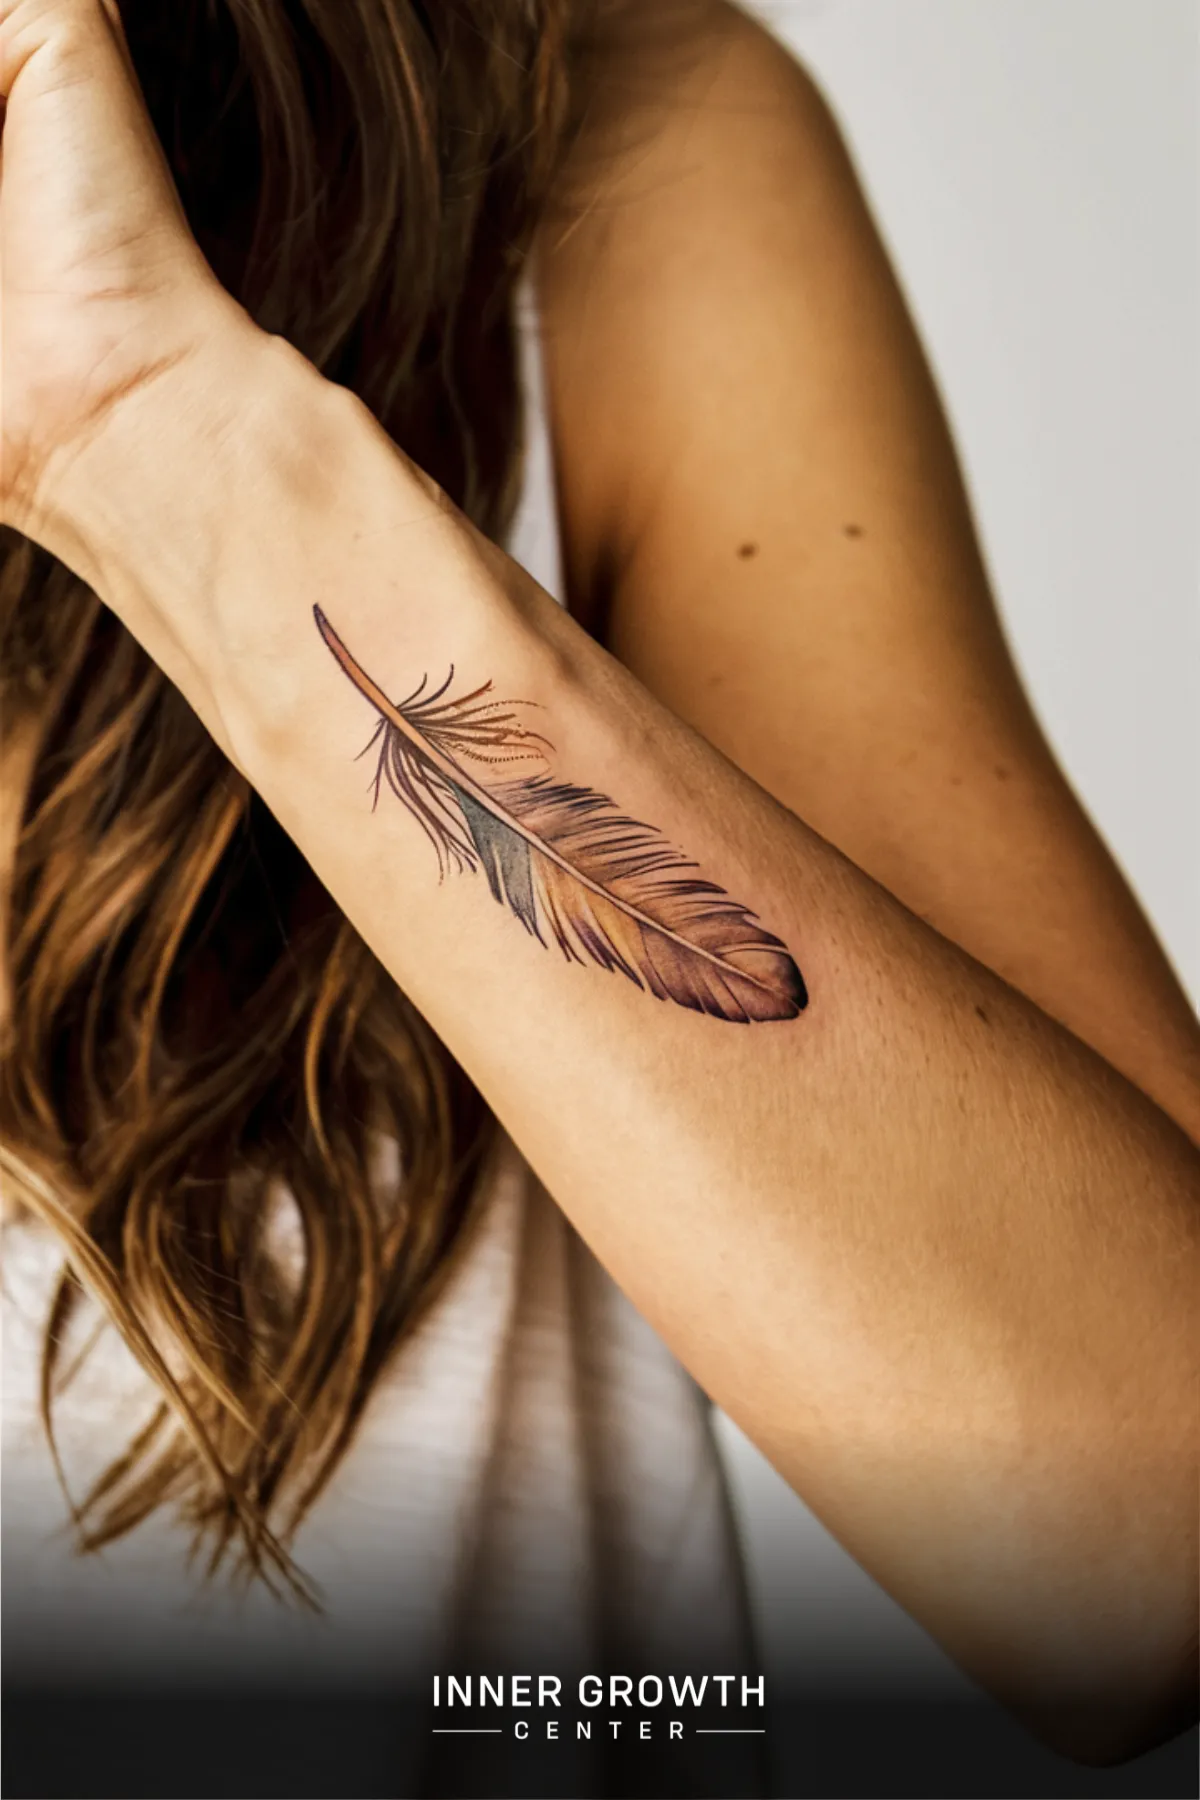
[736,541,759,559]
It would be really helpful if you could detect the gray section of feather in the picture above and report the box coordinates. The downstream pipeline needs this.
[450,783,542,940]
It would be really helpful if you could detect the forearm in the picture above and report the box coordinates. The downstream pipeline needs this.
[48,314,1199,1740]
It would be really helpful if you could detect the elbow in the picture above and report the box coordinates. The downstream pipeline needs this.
[1014,1663,1198,1769]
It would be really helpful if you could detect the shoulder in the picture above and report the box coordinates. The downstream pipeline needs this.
[549,0,859,302]
[559,0,844,171]
[536,0,892,617]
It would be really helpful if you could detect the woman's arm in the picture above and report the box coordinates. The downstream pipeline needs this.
[4,0,1197,1764]
[538,0,1200,1144]
[40,314,1200,1761]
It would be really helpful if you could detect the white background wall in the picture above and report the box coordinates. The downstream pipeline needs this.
[512,0,1198,1769]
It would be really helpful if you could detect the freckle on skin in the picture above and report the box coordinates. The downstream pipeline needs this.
[975,1005,990,1026]
[843,523,864,539]
[737,542,758,559]
[994,765,1010,781]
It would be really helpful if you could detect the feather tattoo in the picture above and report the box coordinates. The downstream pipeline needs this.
[313,606,807,1023]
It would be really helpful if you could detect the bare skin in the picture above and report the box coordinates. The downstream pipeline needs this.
[1,0,1196,1765]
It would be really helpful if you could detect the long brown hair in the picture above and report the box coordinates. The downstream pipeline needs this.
[0,0,586,1596]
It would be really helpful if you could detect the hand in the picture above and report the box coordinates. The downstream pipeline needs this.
[0,0,242,542]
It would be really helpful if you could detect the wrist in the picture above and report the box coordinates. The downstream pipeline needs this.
[41,295,297,592]
[40,294,539,776]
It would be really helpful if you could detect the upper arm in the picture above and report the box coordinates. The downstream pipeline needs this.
[536,0,1200,1135]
